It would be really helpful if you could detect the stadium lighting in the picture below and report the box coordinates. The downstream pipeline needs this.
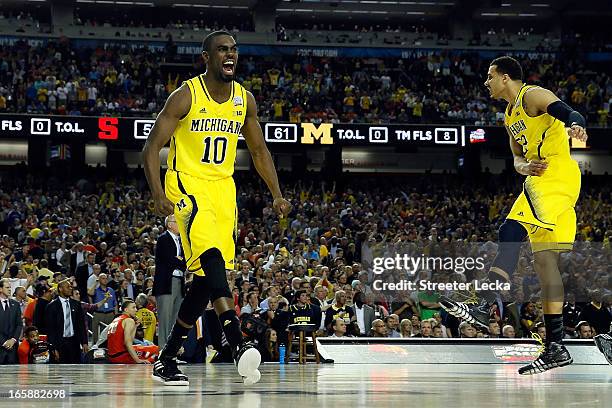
[172,3,247,8]
[75,0,154,4]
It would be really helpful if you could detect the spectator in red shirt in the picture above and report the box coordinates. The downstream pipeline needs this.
[18,326,49,364]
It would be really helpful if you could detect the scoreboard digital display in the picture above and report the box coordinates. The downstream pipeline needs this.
[0,114,468,147]
[263,122,466,147]
[0,113,604,149]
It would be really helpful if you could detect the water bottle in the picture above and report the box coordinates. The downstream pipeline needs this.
[279,343,286,364]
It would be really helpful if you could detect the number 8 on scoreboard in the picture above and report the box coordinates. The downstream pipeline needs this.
[434,128,459,145]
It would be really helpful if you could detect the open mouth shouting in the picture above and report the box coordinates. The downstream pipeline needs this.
[222,60,235,75]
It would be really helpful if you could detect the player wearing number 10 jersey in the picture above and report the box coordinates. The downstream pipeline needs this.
[143,31,291,386]
[166,70,246,273]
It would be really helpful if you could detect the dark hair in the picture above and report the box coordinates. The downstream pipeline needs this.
[40,259,48,268]
[293,290,306,303]
[35,282,50,297]
[24,326,38,337]
[202,30,234,53]
[263,328,279,361]
[490,56,523,81]
[9,264,19,278]
[121,298,135,310]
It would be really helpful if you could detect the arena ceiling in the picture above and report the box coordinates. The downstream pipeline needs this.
[6,0,609,18]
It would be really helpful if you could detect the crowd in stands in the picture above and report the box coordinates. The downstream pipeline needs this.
[73,11,254,34]
[0,167,610,364]
[0,11,47,26]
[0,39,610,127]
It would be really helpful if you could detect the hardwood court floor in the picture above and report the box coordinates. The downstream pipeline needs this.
[2,363,610,408]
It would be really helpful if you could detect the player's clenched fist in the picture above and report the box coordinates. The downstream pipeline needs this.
[153,194,175,216]
[518,159,548,177]
[568,125,588,142]
[273,197,292,218]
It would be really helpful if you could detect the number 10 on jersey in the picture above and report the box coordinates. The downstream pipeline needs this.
[201,136,228,164]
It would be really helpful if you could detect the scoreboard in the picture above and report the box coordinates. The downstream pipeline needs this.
[0,114,469,147]
[0,113,601,149]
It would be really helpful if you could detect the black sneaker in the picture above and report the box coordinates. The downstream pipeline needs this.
[233,341,261,385]
[152,356,189,386]
[594,333,612,365]
[518,342,573,375]
[439,296,491,330]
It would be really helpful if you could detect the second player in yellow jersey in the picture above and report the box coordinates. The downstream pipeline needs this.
[504,84,582,251]
[440,56,589,377]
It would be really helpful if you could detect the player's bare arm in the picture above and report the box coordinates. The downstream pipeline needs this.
[507,125,547,176]
[242,90,291,218]
[523,87,588,142]
[142,84,191,216]
[123,318,149,364]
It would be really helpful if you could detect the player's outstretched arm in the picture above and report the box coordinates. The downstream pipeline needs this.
[523,87,588,142]
[142,84,191,216]
[242,90,291,218]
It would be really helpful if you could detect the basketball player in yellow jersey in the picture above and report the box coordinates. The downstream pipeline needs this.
[143,31,291,386]
[440,56,588,375]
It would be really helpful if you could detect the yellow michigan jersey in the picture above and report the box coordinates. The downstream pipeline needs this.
[165,75,247,273]
[504,84,581,252]
[135,307,156,343]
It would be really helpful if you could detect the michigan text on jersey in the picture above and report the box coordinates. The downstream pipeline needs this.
[190,118,242,135]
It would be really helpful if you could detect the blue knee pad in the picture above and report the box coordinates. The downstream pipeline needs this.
[491,220,527,278]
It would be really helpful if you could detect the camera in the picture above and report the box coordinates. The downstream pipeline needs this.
[240,309,268,343]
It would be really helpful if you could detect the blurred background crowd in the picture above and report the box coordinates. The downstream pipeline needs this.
[1,167,610,363]
[1,40,610,127]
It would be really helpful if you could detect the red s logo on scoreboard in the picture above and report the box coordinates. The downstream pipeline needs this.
[98,118,119,140]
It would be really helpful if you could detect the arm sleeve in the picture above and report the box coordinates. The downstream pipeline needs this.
[546,100,586,127]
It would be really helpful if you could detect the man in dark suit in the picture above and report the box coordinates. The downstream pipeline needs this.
[69,242,86,276]
[154,215,186,349]
[45,279,88,364]
[75,252,95,302]
[234,260,257,288]
[0,278,23,364]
